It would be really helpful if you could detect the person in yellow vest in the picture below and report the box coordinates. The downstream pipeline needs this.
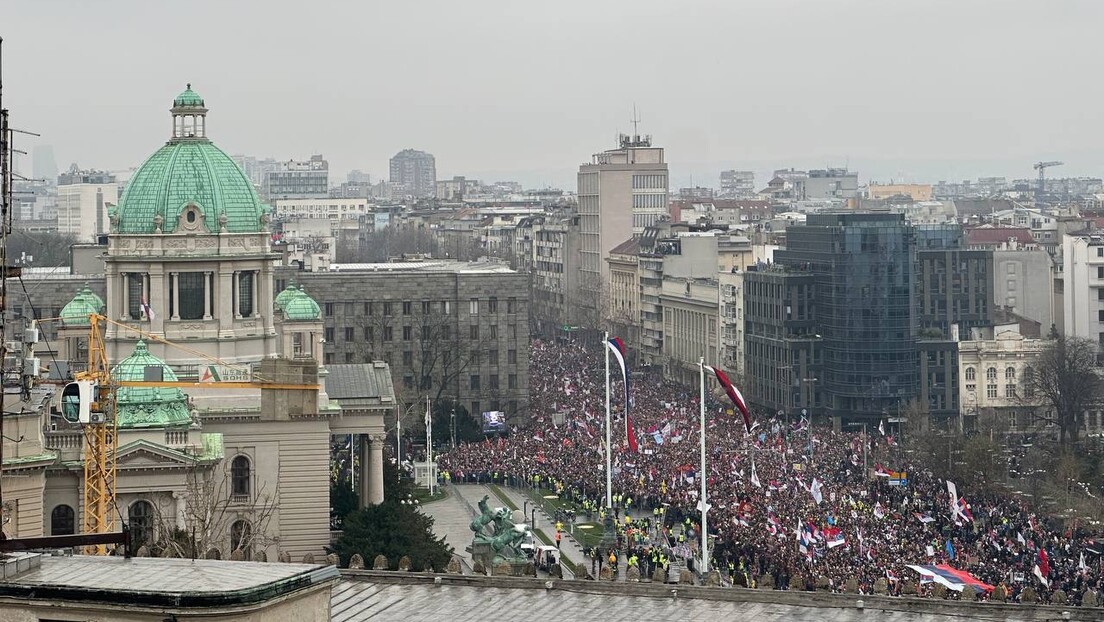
[608,550,617,577]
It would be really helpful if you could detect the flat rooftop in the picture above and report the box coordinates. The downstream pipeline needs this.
[0,555,337,609]
[332,572,1097,622]
[325,259,516,275]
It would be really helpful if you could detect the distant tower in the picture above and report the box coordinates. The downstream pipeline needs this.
[32,146,58,183]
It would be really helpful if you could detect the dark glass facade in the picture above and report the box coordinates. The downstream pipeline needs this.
[775,213,918,422]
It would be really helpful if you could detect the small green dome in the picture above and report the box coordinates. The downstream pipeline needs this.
[80,286,104,311]
[60,292,99,326]
[112,341,192,429]
[274,284,300,311]
[283,289,321,320]
[173,84,205,107]
[114,139,268,234]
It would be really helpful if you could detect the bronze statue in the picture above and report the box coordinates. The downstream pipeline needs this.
[468,495,532,569]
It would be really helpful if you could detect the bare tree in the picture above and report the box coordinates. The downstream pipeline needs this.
[148,465,280,560]
[1024,335,1103,445]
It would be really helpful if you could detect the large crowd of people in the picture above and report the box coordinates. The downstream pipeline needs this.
[437,340,1104,603]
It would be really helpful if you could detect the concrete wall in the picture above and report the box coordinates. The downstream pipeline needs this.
[994,248,1055,331]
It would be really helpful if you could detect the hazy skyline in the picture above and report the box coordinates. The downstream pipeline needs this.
[4,0,1103,189]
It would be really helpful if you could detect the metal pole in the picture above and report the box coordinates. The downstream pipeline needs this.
[451,407,456,450]
[699,356,708,574]
[396,407,402,483]
[426,396,433,495]
[863,422,868,479]
[604,331,612,509]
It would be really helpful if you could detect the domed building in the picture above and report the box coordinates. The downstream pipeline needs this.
[102,84,278,367]
[21,86,392,563]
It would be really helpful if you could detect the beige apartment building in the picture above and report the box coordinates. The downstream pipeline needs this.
[867,183,933,201]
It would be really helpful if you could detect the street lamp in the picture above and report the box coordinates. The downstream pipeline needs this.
[450,407,457,449]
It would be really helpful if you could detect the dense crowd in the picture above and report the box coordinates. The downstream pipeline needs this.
[437,340,1104,603]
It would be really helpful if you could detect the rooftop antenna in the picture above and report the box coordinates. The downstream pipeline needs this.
[630,104,641,139]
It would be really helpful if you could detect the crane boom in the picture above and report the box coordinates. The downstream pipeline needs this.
[1033,160,1064,197]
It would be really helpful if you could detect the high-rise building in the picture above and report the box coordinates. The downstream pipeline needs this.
[576,134,667,313]
[718,170,755,198]
[389,149,437,198]
[262,155,329,200]
[771,213,918,423]
[56,165,118,242]
[794,168,859,200]
[32,145,58,183]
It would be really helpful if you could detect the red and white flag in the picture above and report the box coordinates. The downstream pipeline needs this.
[704,365,752,434]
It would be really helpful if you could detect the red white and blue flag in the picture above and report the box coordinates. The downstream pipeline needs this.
[704,365,752,434]
[606,337,637,452]
[906,564,994,593]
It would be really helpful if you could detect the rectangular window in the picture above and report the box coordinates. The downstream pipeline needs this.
[443,301,451,314]
[403,375,414,389]
[324,302,334,317]
[508,349,517,364]
[383,302,392,316]
[345,327,354,341]
[403,301,412,315]
[345,302,355,315]
[420,375,431,390]
[442,325,451,341]
[365,326,374,341]
[238,273,255,316]
[324,327,334,342]
[987,384,997,399]
[489,325,498,339]
[507,297,517,314]
[345,352,354,363]
[421,325,431,340]
[403,351,413,366]
[178,272,206,320]
[383,326,393,341]
[324,352,334,365]
[470,325,480,340]
[403,326,413,341]
[470,375,481,390]
[508,324,517,339]
[508,374,517,389]
[469,298,479,315]
[364,302,373,315]
[1005,384,1016,398]
[472,402,481,417]
[127,273,144,320]
[1098,267,1104,279]
[489,374,499,390]
[422,301,432,314]
[488,297,498,313]
[488,349,499,365]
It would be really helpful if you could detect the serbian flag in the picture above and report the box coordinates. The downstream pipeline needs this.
[606,337,637,452]
[704,365,752,434]
[141,296,155,321]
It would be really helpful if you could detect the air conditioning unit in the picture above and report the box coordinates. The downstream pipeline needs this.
[88,412,107,424]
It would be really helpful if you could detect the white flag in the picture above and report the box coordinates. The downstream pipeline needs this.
[1080,552,1088,574]
[878,419,885,436]
[751,460,762,488]
[1033,564,1049,588]
[810,478,823,505]
[1017,532,1027,546]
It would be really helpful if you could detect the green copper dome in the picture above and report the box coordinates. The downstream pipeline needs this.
[60,291,100,326]
[115,141,268,234]
[173,84,204,107]
[112,341,192,429]
[79,286,104,311]
[283,288,321,320]
[274,284,300,311]
[113,86,269,235]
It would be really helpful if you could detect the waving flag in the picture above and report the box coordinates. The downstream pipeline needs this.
[809,478,824,504]
[1034,547,1049,587]
[606,337,637,452]
[704,365,752,433]
[873,502,885,520]
[906,565,994,593]
[141,296,155,321]
[750,460,762,488]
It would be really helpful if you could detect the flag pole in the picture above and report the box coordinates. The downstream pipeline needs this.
[604,331,612,510]
[699,356,708,575]
[426,395,433,495]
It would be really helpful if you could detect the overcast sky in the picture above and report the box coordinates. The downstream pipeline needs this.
[4,0,1103,189]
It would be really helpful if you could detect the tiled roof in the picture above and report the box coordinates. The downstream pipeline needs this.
[965,227,1034,246]
[609,237,640,255]
[325,363,395,404]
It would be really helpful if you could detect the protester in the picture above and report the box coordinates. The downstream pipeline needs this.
[437,340,1103,602]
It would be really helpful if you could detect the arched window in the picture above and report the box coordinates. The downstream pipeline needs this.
[986,367,997,381]
[129,500,155,548]
[965,367,976,381]
[1005,367,1016,381]
[231,455,251,499]
[230,519,252,558]
[50,505,75,536]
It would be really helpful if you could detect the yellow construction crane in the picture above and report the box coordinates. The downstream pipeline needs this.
[58,313,320,554]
